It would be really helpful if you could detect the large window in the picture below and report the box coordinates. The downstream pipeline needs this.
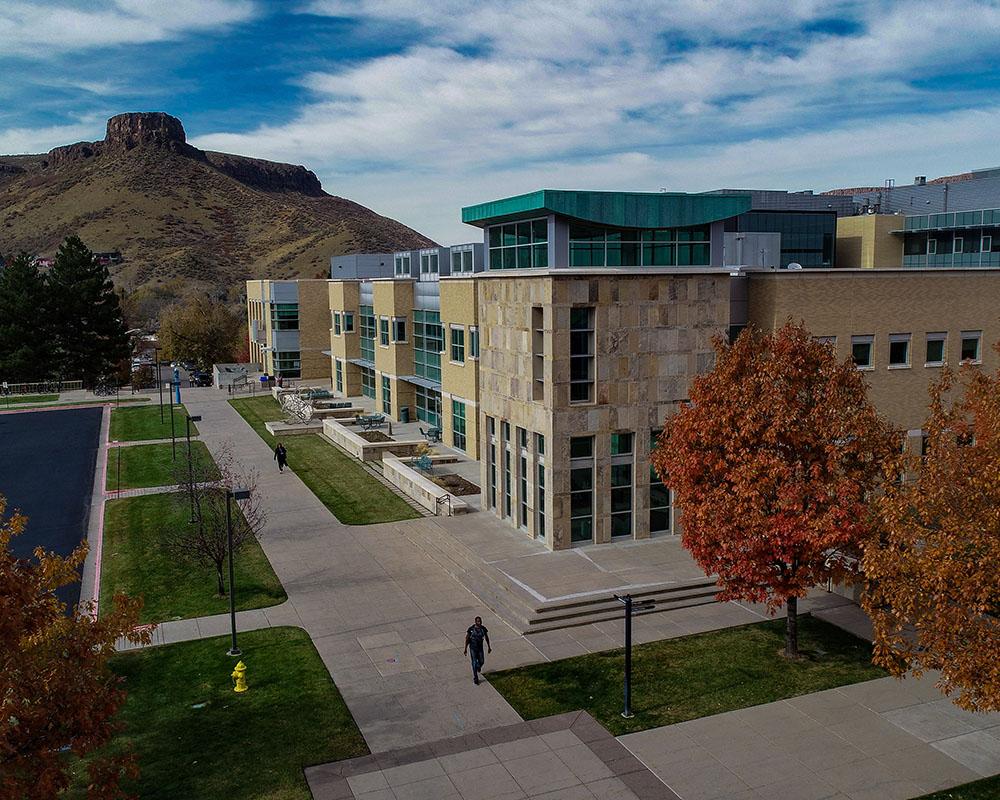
[413,310,443,382]
[726,211,835,267]
[570,307,595,404]
[420,250,439,275]
[649,430,671,534]
[360,365,376,399]
[450,326,465,363]
[570,436,594,543]
[569,224,710,267]
[394,253,411,276]
[274,351,300,378]
[452,400,467,451]
[359,305,375,362]
[381,375,391,414]
[415,384,441,427]
[451,247,474,273]
[270,303,299,331]
[488,218,548,269]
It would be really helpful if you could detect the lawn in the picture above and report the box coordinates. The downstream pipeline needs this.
[489,616,885,736]
[915,776,1000,800]
[109,403,196,442]
[229,396,420,525]
[101,492,286,624]
[106,441,219,490]
[69,627,368,800]
[2,393,58,405]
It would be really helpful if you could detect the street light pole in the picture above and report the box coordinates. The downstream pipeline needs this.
[226,488,251,657]
[169,383,177,461]
[154,346,163,423]
[186,414,202,523]
[614,593,655,719]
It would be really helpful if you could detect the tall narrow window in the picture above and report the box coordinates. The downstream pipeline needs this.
[570,307,595,403]
[469,326,480,359]
[610,433,634,538]
[487,417,497,510]
[503,424,512,518]
[450,326,465,363]
[381,375,391,415]
[344,312,355,333]
[649,430,671,534]
[452,400,467,451]
[531,307,544,401]
[518,427,528,529]
[333,312,342,335]
[379,317,389,347]
[359,306,375,362]
[570,436,594,543]
[335,359,343,393]
[392,317,406,343]
[535,433,545,540]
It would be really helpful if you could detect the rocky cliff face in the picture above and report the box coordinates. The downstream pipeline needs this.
[43,112,322,194]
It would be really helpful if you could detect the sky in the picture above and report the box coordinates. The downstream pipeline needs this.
[2,0,1000,243]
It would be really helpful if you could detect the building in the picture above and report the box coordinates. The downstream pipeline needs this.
[247,189,1000,551]
[246,278,331,380]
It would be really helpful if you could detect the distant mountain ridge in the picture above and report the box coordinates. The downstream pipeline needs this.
[0,112,434,321]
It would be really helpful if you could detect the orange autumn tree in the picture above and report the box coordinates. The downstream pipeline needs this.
[0,495,151,800]
[653,322,900,656]
[863,354,1000,711]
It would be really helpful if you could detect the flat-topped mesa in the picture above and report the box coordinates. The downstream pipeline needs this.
[104,111,187,151]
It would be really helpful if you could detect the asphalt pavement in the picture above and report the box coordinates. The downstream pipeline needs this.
[0,406,103,608]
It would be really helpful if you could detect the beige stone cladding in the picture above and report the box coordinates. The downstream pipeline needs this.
[296,279,334,381]
[440,277,480,457]
[477,271,731,550]
[328,281,363,396]
[747,268,1000,442]
[835,215,903,269]
[373,280,415,419]
[245,279,270,372]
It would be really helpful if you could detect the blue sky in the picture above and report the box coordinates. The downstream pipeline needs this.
[2,0,1000,243]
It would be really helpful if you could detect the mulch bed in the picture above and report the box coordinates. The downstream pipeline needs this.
[357,431,393,442]
[430,473,481,496]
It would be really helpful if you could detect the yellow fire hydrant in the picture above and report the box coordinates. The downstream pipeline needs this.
[231,660,248,693]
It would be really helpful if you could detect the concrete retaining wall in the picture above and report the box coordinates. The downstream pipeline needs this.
[383,454,469,516]
[322,419,425,461]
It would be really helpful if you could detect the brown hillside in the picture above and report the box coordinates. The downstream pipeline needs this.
[0,112,434,320]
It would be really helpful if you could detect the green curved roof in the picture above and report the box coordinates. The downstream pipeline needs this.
[462,189,751,228]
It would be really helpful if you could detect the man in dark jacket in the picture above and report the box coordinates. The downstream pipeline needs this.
[463,616,492,685]
[274,442,288,473]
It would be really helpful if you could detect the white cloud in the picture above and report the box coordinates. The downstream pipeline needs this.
[0,117,106,153]
[0,0,256,56]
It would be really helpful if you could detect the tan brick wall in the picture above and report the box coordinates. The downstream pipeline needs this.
[441,278,480,455]
[835,215,903,268]
[328,281,362,397]
[296,279,333,382]
[747,269,1000,433]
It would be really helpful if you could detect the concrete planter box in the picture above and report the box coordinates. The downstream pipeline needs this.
[383,454,470,516]
[322,418,425,461]
[264,420,324,436]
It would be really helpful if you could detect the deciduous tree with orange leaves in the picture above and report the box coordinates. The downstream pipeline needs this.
[0,495,151,800]
[653,322,900,656]
[863,354,1000,711]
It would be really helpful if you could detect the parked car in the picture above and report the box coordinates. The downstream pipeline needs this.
[190,371,213,387]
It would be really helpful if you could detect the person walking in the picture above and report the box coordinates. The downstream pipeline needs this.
[463,616,491,685]
[274,442,288,473]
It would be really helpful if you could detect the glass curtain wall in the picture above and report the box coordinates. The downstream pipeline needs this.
[569,224,710,267]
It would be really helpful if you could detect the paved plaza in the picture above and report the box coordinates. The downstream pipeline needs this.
[79,387,1000,798]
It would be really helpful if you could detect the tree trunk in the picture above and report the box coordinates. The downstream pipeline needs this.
[785,596,799,657]
[216,563,227,596]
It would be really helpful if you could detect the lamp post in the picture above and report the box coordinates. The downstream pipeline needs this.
[154,346,163,422]
[169,381,177,461]
[226,488,251,656]
[614,594,655,719]
[186,414,202,523]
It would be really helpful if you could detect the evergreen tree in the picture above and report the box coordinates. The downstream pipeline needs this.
[0,253,53,381]
[47,236,130,384]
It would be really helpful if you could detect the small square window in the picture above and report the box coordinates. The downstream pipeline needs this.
[852,335,874,370]
[961,331,982,363]
[570,436,593,459]
[888,335,910,368]
[925,333,946,366]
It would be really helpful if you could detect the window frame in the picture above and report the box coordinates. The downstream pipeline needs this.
[343,312,355,333]
[851,335,875,371]
[888,333,911,369]
[960,330,982,363]
[378,316,390,348]
[469,326,480,359]
[391,317,407,343]
[925,332,946,367]
[450,325,465,364]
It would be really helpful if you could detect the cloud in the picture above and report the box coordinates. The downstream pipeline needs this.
[0,117,107,153]
[0,0,256,56]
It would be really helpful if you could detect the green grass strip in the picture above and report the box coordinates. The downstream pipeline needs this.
[100,492,285,624]
[490,616,885,736]
[110,404,195,442]
[105,441,219,490]
[229,396,420,525]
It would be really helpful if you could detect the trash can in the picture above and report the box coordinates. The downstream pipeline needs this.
[400,406,410,423]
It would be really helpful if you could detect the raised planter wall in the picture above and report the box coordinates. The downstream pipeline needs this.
[383,454,470,516]
[322,418,426,461]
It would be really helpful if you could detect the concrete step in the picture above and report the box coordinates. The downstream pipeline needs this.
[399,519,724,636]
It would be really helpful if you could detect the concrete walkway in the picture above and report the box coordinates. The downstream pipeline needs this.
[622,675,1000,800]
